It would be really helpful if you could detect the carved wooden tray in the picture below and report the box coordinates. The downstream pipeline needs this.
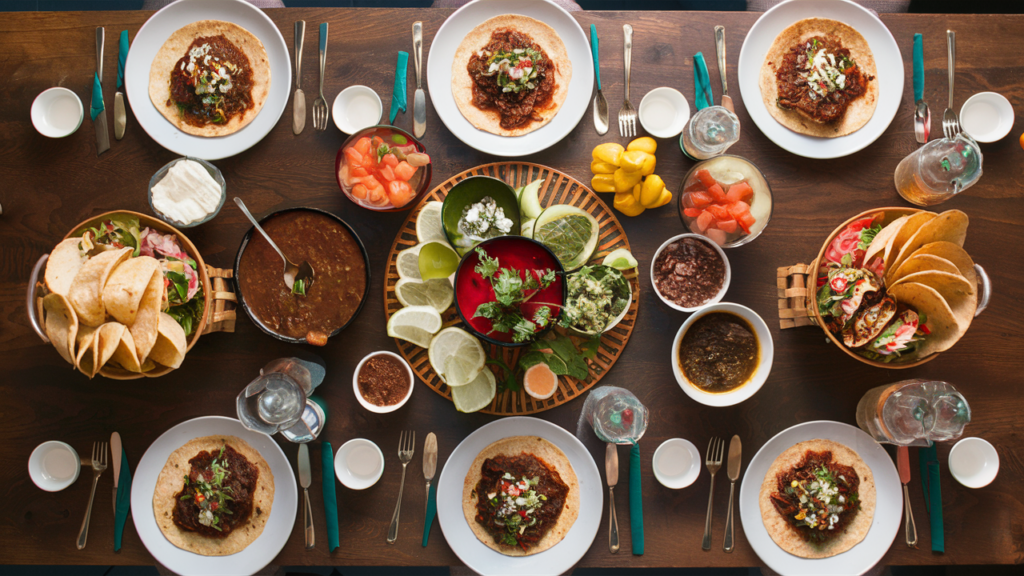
[383,163,639,415]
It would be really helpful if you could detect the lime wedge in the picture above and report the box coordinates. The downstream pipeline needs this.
[386,305,443,348]
[396,244,424,280]
[395,277,454,313]
[602,248,639,270]
[418,242,460,280]
[416,201,448,245]
[451,368,497,413]
[428,327,485,386]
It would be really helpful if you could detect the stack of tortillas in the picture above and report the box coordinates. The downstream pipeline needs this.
[40,239,188,379]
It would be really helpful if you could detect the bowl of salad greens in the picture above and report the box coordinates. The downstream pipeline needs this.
[561,265,633,337]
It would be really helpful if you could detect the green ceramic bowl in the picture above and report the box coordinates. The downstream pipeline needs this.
[441,176,522,256]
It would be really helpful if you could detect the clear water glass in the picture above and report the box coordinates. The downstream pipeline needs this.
[237,372,306,435]
[856,379,971,447]
[894,133,982,206]
[582,387,649,445]
[680,105,741,161]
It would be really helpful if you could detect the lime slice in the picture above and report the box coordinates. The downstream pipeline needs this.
[428,327,485,386]
[416,201,447,245]
[395,277,454,313]
[396,244,424,280]
[418,242,460,280]
[386,305,443,348]
[451,368,497,413]
[602,248,639,270]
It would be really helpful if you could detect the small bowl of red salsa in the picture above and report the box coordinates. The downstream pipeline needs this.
[453,236,566,347]
[353,351,414,413]
[335,125,432,212]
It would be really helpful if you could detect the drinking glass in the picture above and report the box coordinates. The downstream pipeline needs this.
[894,133,982,206]
[680,105,740,161]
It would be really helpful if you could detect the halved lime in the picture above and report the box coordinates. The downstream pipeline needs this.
[602,248,639,270]
[396,244,424,280]
[428,327,485,386]
[394,277,454,313]
[418,242,460,280]
[416,201,448,245]
[451,368,497,413]
[386,305,443,348]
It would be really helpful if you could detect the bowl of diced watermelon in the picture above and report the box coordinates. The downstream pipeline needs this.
[678,155,772,248]
[335,125,432,212]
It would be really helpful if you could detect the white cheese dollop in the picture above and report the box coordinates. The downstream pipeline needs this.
[151,159,223,226]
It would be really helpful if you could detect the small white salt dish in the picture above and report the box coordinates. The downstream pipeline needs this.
[335,438,385,490]
[31,87,84,138]
[333,85,383,134]
[29,441,80,492]
[653,438,701,489]
[353,351,414,414]
[639,87,691,139]
[948,437,999,489]
[960,92,1014,143]
[650,233,731,313]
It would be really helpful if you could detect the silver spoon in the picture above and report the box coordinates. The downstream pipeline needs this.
[233,197,314,293]
[589,24,609,135]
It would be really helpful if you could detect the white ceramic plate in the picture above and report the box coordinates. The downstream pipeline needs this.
[736,0,904,159]
[426,0,594,157]
[739,420,901,576]
[436,417,601,576]
[131,416,297,576]
[124,0,290,160]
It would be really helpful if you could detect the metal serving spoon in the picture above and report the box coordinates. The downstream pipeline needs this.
[233,197,314,293]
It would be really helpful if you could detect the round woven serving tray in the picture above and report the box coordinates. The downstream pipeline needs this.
[384,162,639,415]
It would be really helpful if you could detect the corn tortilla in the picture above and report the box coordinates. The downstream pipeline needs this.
[102,256,161,326]
[890,254,961,284]
[42,293,78,367]
[886,210,969,284]
[67,247,132,327]
[44,238,87,297]
[889,282,973,357]
[149,312,188,369]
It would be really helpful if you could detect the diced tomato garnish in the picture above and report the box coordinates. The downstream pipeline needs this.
[683,207,703,218]
[690,191,713,208]
[387,180,416,208]
[343,147,363,165]
[695,169,716,188]
[726,182,753,203]
[727,201,750,219]
[210,501,219,511]
[352,184,368,200]
[707,183,727,202]
[381,153,399,168]
[706,204,731,220]
[394,161,417,182]
[696,210,716,232]
[717,219,738,233]
[380,165,396,182]
[354,137,372,155]
[737,212,756,233]
[684,181,706,193]
[351,166,369,178]
[361,175,383,192]
[518,510,528,518]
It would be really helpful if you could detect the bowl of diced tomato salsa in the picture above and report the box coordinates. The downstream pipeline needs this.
[678,155,773,248]
[335,125,432,211]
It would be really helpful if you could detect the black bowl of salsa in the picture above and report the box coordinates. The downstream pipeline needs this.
[233,207,370,345]
[453,236,566,348]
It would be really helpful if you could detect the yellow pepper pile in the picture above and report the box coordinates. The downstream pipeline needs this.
[590,137,671,217]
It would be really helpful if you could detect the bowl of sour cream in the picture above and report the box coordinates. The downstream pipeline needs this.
[148,157,227,228]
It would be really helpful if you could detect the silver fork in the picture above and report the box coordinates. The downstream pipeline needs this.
[312,22,329,131]
[702,437,724,551]
[617,24,636,137]
[387,430,415,544]
[941,30,960,139]
[77,441,108,549]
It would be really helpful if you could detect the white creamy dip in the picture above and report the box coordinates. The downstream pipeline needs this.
[151,159,223,225]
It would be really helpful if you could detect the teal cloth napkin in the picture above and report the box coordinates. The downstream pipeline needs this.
[113,449,132,551]
[116,30,129,89]
[390,51,409,124]
[693,52,713,111]
[422,483,437,547]
[629,442,643,555]
[322,442,339,552]
[90,72,104,121]
[919,445,944,552]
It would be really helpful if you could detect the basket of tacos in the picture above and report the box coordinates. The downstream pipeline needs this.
[28,211,234,379]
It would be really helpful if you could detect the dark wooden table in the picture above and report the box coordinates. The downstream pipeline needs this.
[1,7,1022,571]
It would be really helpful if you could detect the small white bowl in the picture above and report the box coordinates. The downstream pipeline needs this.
[960,92,1014,143]
[672,302,773,407]
[29,441,80,492]
[639,87,691,139]
[31,87,84,138]
[650,233,731,312]
[353,351,414,414]
[333,85,383,134]
[948,437,999,489]
[653,438,701,489]
[335,438,385,490]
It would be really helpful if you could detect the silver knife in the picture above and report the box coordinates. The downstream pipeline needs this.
[412,21,426,139]
[298,444,314,549]
[723,435,742,553]
[423,432,437,516]
[95,27,110,155]
[114,93,125,140]
[292,21,306,135]
[110,432,122,516]
[605,443,620,554]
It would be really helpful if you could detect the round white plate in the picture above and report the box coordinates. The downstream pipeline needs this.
[436,417,601,576]
[124,0,291,160]
[736,0,904,159]
[131,416,297,576]
[426,0,594,157]
[739,420,901,576]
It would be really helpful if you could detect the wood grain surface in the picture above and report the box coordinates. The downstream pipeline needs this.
[1,8,1022,570]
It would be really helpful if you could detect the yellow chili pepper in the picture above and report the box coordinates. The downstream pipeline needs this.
[640,153,657,176]
[613,192,646,216]
[631,182,642,203]
[626,136,657,154]
[590,159,618,174]
[618,150,648,173]
[592,142,624,165]
[591,173,616,193]
[639,174,666,207]
[613,168,643,194]
[650,188,672,208]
